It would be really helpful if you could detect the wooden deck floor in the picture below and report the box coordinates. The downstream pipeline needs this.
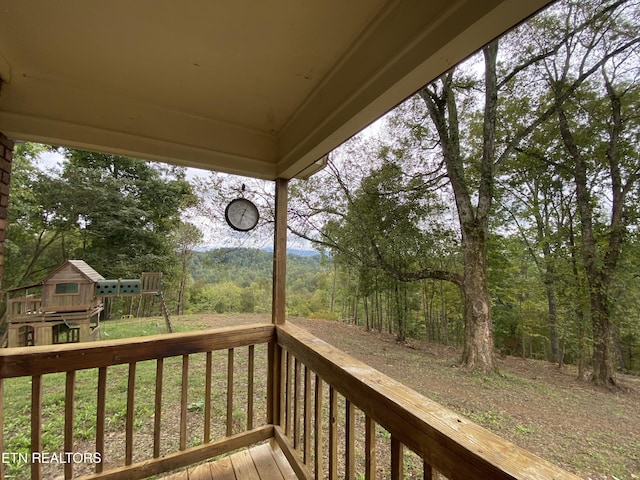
[161,442,298,480]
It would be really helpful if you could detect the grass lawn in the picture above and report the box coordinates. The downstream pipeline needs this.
[2,315,269,479]
[3,314,638,479]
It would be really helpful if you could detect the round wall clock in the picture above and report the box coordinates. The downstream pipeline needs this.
[225,198,260,231]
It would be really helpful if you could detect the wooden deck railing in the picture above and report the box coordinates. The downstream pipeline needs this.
[0,322,581,480]
[275,323,581,480]
[0,323,274,480]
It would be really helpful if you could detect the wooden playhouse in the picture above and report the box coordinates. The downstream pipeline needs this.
[5,260,105,347]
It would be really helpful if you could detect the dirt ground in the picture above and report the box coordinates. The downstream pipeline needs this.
[193,314,639,480]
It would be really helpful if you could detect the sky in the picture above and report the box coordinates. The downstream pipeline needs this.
[31,115,387,254]
[34,149,317,253]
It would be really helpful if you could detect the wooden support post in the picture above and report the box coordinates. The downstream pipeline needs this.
[391,435,404,480]
[180,355,189,449]
[268,177,288,428]
[226,348,234,437]
[314,375,324,480]
[345,399,356,480]
[328,386,338,480]
[204,353,212,442]
[303,367,311,464]
[272,178,288,325]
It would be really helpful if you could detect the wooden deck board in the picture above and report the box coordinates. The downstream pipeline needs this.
[269,443,299,480]
[250,443,286,480]
[162,443,296,480]
[185,462,214,480]
[231,449,261,480]
[209,456,235,480]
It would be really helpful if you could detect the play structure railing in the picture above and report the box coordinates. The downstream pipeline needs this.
[0,322,581,480]
[6,296,43,320]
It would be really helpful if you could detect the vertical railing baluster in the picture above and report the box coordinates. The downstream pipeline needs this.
[391,435,403,480]
[303,365,311,465]
[125,363,136,466]
[329,386,338,480]
[266,340,283,426]
[154,358,163,457]
[96,367,107,473]
[226,348,234,436]
[365,415,376,480]
[180,355,189,451]
[204,352,212,442]
[284,350,291,436]
[314,375,323,480]
[280,345,286,427]
[345,399,355,480]
[293,357,301,449]
[31,375,42,480]
[64,371,75,480]
[247,345,254,430]
[424,460,434,480]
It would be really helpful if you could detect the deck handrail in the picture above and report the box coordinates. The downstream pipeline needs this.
[276,322,581,480]
[0,323,274,378]
[0,322,583,480]
[0,323,275,480]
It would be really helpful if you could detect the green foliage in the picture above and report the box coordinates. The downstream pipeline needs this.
[4,147,197,309]
[186,248,330,317]
[58,149,196,278]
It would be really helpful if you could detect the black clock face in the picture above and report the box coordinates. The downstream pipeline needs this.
[225,198,259,231]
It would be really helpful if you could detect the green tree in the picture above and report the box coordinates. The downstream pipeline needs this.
[174,222,203,315]
[4,146,199,321]
[58,149,196,279]
[4,144,75,288]
[545,18,640,385]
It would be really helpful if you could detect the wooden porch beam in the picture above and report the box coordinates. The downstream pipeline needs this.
[268,178,288,426]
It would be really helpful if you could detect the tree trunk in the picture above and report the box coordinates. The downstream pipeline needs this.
[363,296,370,331]
[557,105,618,387]
[330,263,337,314]
[419,42,499,374]
[590,287,616,386]
[543,263,561,364]
[459,229,495,374]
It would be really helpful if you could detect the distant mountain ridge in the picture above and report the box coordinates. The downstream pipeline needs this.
[196,246,320,257]
[260,247,320,257]
[190,247,324,286]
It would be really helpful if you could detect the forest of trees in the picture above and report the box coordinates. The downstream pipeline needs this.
[288,0,640,384]
[187,248,332,319]
[2,0,639,387]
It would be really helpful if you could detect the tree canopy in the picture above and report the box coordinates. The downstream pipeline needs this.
[5,147,197,294]
[289,0,640,382]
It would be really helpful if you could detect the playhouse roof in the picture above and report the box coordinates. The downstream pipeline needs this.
[42,260,105,284]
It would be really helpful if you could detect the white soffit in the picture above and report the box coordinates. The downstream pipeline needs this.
[0,0,553,179]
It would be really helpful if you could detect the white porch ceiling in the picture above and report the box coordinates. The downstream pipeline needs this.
[0,0,552,180]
